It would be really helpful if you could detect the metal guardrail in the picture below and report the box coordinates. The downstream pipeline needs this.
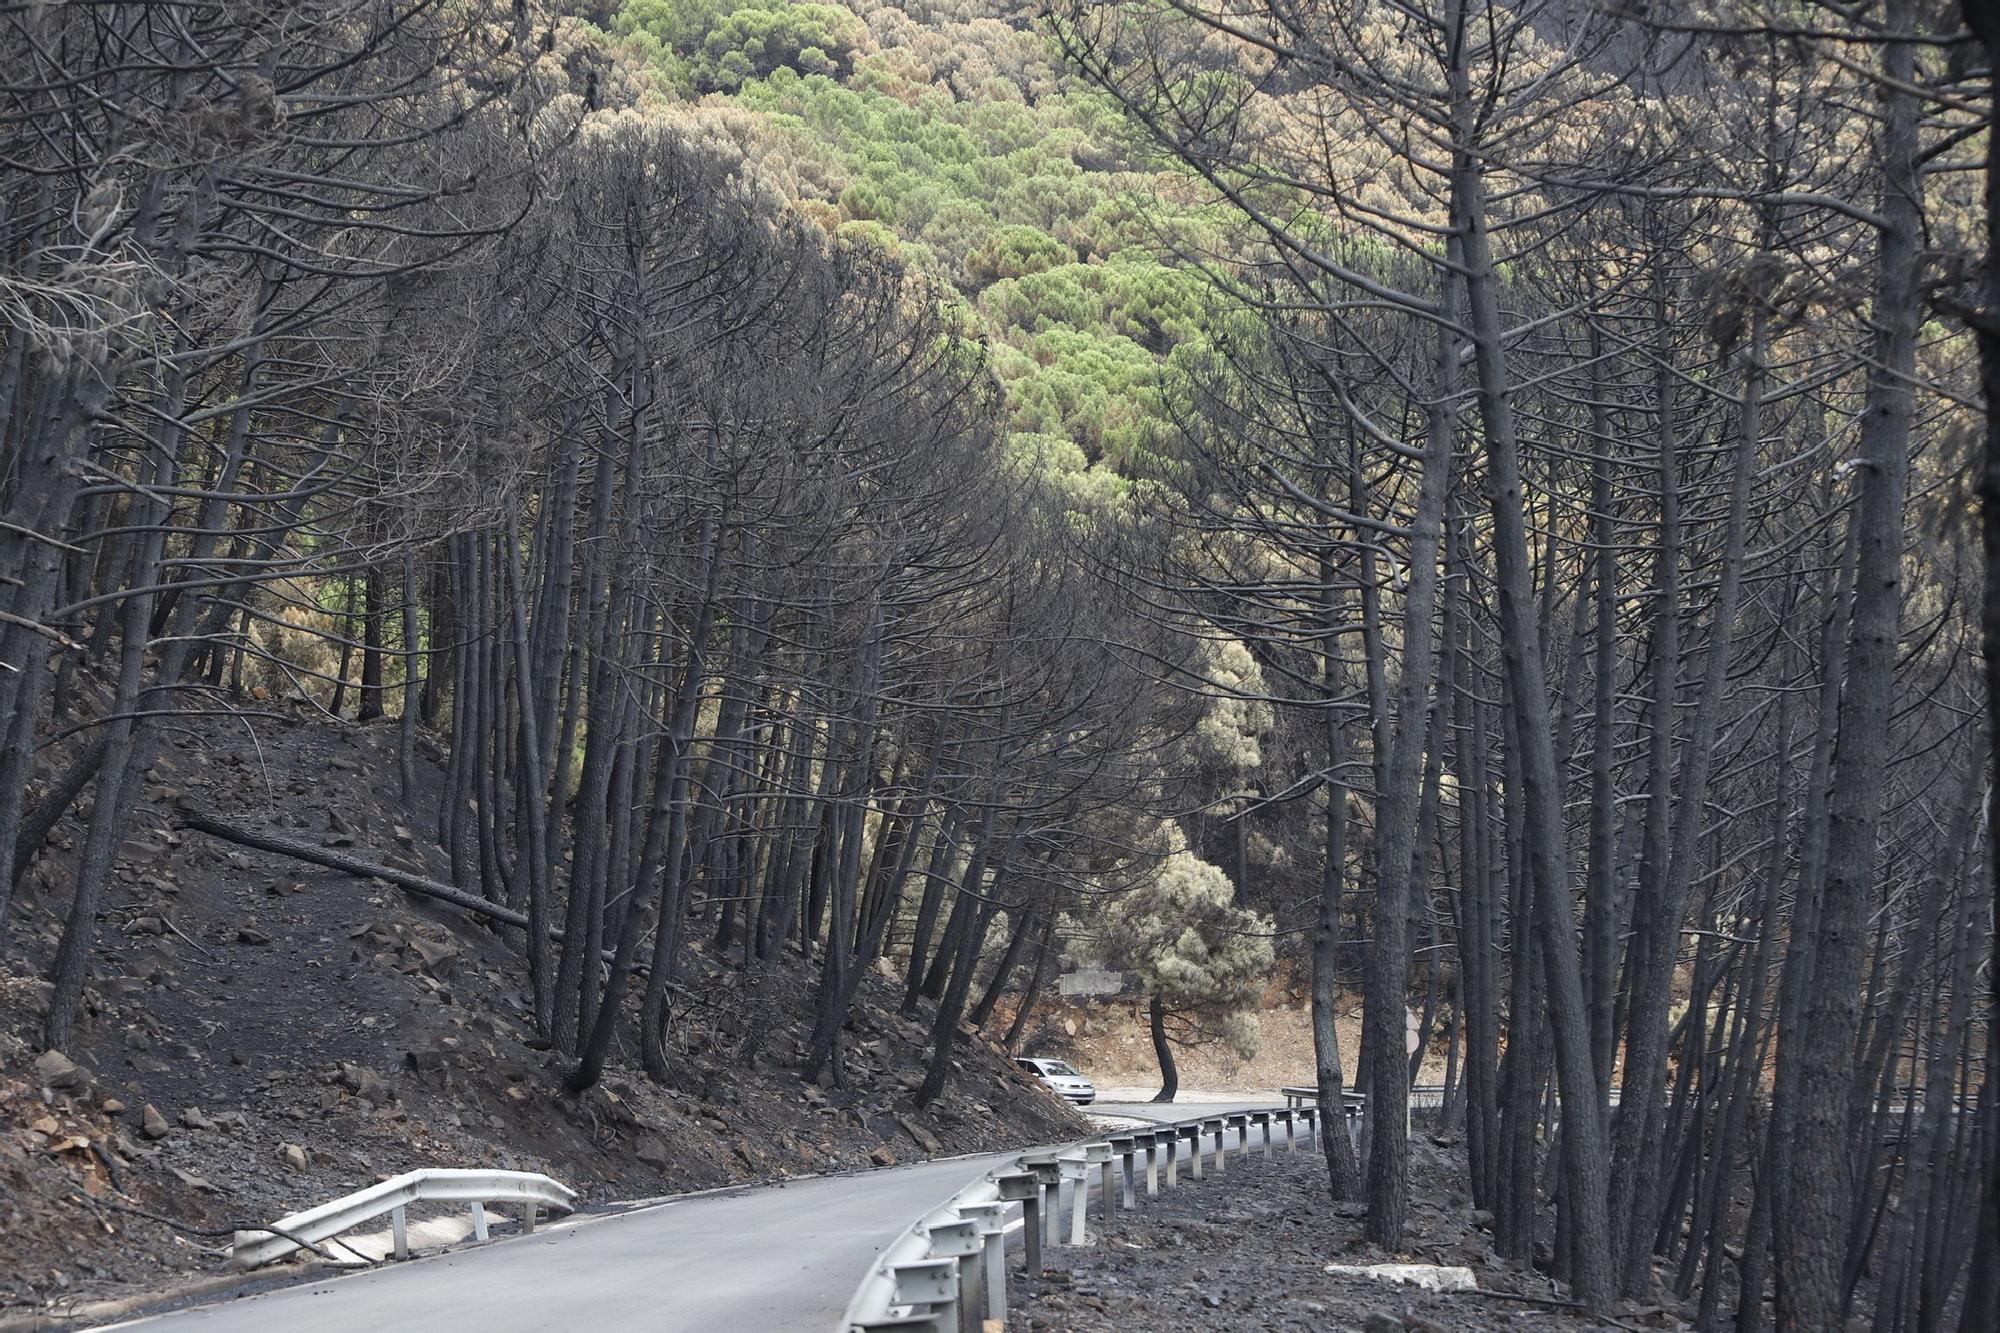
[231,1168,578,1269]
[840,1104,1316,1332]
[1282,1083,1625,1113]
[1280,1084,1367,1111]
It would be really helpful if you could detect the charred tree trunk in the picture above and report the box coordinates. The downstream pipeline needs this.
[1149,992,1179,1104]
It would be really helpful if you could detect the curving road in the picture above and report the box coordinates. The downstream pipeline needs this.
[108,1099,1307,1332]
[109,1152,1015,1333]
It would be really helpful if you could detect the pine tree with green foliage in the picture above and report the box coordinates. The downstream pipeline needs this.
[1097,843,1273,1102]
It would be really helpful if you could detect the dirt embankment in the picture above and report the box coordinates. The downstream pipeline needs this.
[0,703,1085,1324]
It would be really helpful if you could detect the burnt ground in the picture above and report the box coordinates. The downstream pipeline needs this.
[1016,1136,1697,1333]
[0,691,1086,1326]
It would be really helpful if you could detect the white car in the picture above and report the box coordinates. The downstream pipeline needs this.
[1017,1057,1095,1105]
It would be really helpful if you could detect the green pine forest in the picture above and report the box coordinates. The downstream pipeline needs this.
[592,0,1230,488]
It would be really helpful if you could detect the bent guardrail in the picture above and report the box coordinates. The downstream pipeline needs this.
[841,1104,1314,1332]
[232,1167,578,1269]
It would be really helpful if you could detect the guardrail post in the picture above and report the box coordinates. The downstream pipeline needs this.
[957,1203,1009,1325]
[922,1218,981,1333]
[1299,1106,1318,1151]
[470,1200,489,1242]
[1108,1135,1137,1209]
[1022,1154,1062,1254]
[1082,1143,1115,1229]
[1183,1124,1204,1180]
[1162,1129,1178,1188]
[1058,1155,1090,1245]
[995,1174,1043,1277]
[1252,1111,1273,1158]
[982,1230,1004,1325]
[391,1204,409,1260]
[1277,1108,1296,1150]
[887,1260,958,1333]
[1203,1119,1226,1176]
[1139,1131,1158,1197]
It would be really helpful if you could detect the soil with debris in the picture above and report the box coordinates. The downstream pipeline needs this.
[0,697,1086,1325]
[1016,1135,1696,1333]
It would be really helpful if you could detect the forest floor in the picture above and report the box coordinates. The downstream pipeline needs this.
[0,697,1086,1326]
[1018,1136,1695,1333]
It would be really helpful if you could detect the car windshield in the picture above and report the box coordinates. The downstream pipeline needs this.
[1042,1061,1080,1077]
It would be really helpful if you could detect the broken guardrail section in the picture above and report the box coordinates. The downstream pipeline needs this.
[231,1167,578,1269]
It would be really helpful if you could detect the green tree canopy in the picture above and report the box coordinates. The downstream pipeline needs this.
[618,0,871,93]
[1097,843,1274,1079]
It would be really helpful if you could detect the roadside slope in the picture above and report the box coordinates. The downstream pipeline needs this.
[1,699,1084,1322]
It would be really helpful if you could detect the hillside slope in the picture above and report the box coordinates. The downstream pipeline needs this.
[0,695,1084,1321]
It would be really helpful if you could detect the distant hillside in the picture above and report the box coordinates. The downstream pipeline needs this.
[592,0,1232,481]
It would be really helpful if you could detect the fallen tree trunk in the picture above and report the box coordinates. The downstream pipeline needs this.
[181,809,649,978]
[181,807,530,931]
[183,808,661,1076]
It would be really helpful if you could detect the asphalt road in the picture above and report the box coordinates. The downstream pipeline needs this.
[111,1098,1308,1332]
[112,1151,1015,1333]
